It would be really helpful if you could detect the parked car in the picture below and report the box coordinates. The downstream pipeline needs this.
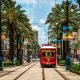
[72,59,79,64]
[31,58,40,62]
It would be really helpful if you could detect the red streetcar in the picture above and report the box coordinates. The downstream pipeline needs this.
[40,45,56,67]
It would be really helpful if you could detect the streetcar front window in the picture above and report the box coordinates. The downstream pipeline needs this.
[46,52,50,57]
[42,52,50,57]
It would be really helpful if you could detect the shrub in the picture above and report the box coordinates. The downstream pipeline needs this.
[59,60,66,66]
[70,63,80,75]
[3,61,19,67]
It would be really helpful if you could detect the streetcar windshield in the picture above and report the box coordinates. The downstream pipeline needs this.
[42,52,50,57]
[46,52,50,57]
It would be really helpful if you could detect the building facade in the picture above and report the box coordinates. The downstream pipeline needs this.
[33,30,38,42]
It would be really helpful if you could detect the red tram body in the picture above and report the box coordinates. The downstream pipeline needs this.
[40,45,56,67]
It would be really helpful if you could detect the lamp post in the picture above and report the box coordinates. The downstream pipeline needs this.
[65,0,71,70]
[61,0,74,59]
[77,0,80,9]
[66,0,71,55]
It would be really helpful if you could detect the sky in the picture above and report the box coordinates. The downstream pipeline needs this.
[15,0,77,45]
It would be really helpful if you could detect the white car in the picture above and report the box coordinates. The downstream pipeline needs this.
[31,58,40,62]
[72,59,79,64]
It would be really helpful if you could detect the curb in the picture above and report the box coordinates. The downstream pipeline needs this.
[0,63,30,77]
[54,68,70,80]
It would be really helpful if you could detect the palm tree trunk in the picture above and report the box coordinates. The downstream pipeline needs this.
[63,41,66,60]
[9,23,14,61]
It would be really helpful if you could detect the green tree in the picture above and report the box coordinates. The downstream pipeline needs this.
[46,1,80,41]
[1,0,34,61]
[46,1,80,59]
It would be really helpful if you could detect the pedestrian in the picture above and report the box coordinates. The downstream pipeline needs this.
[66,54,71,70]
[57,55,60,64]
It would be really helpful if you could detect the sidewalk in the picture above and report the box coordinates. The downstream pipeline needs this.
[55,65,80,80]
[0,61,29,77]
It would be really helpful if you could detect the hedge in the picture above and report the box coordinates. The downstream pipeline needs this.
[70,63,80,75]
[3,61,20,67]
[59,60,66,66]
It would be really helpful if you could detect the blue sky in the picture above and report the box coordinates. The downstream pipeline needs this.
[15,0,77,45]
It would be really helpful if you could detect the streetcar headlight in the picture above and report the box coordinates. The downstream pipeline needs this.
[48,60,49,61]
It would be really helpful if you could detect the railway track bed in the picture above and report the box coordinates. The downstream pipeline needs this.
[0,62,79,80]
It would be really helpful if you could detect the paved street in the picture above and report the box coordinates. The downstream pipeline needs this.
[17,63,42,80]
[0,62,36,80]
[44,68,64,80]
[55,66,80,80]
[0,62,80,80]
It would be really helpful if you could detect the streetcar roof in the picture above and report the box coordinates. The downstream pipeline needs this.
[41,46,56,49]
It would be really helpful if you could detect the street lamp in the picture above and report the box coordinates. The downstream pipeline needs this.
[61,0,74,59]
[65,0,71,70]
[66,0,69,54]
[77,0,80,9]
[66,0,73,55]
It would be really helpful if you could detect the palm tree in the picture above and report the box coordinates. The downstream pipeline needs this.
[46,1,80,59]
[1,0,34,61]
[46,1,79,33]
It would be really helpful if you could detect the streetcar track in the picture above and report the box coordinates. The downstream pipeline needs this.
[42,68,45,80]
[54,68,70,80]
[0,63,31,77]
[14,63,37,80]
[42,67,68,80]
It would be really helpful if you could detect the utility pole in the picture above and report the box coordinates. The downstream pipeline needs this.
[66,0,70,55]
[77,0,80,9]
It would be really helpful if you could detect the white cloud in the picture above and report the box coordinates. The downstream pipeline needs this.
[16,0,37,5]
[31,25,48,44]
[32,25,39,31]
[40,19,46,24]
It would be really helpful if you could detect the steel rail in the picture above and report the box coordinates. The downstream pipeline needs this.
[14,63,37,80]
[42,68,45,80]
[0,63,31,77]
[54,68,70,80]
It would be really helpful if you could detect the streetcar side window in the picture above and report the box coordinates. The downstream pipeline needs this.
[42,52,45,57]
[52,52,54,57]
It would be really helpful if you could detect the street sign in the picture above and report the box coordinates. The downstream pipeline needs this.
[62,26,73,40]
[54,39,61,44]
